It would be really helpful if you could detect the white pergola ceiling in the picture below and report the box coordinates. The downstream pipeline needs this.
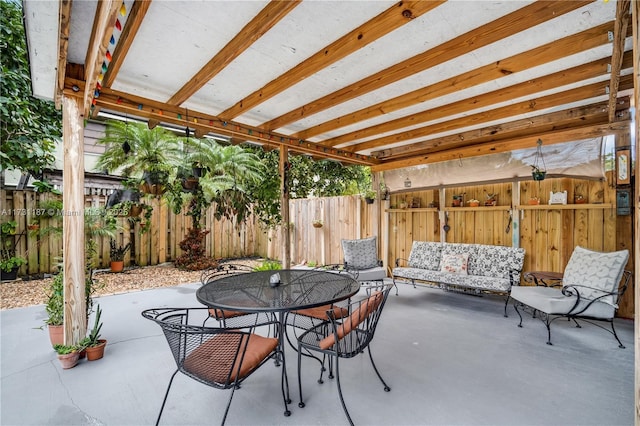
[24,0,635,170]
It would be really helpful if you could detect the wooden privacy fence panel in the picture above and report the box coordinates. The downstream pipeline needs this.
[385,174,633,318]
[2,189,272,275]
[288,195,364,266]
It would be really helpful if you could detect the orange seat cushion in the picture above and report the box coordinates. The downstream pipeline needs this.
[293,304,349,320]
[208,308,248,319]
[319,291,383,350]
[183,333,277,384]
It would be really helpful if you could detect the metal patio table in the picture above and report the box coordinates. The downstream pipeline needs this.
[195,269,360,417]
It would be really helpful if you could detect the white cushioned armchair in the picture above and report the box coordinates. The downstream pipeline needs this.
[341,237,395,295]
[510,246,631,348]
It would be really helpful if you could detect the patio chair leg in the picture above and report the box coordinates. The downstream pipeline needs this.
[367,346,391,392]
[156,369,179,426]
[611,320,625,349]
[545,318,553,345]
[503,295,510,318]
[221,382,238,425]
[514,301,524,327]
[334,355,355,426]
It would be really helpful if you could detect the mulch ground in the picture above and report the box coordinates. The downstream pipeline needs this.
[0,258,265,310]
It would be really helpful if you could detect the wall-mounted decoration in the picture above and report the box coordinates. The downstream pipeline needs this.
[616,148,631,186]
[549,191,567,205]
[616,189,631,215]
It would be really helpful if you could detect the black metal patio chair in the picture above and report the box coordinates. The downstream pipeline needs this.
[141,307,287,425]
[200,263,265,328]
[296,283,393,426]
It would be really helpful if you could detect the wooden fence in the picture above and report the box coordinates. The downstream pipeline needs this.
[2,177,634,318]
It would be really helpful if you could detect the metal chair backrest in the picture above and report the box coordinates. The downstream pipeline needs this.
[201,263,254,286]
[320,283,392,356]
[142,307,277,389]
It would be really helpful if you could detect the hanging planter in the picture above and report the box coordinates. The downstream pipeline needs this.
[531,139,547,181]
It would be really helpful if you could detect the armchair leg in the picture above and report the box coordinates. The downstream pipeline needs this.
[611,320,625,349]
[156,369,179,426]
[503,295,510,318]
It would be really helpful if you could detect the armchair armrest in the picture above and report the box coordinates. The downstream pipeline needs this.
[395,258,409,267]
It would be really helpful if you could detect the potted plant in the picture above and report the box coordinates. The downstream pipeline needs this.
[0,255,26,281]
[53,344,82,369]
[363,189,377,204]
[109,240,131,272]
[531,165,546,181]
[467,199,480,207]
[80,304,107,361]
[312,219,323,228]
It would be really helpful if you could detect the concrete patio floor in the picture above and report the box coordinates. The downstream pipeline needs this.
[1,280,634,425]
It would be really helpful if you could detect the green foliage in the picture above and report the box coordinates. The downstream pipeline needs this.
[252,260,282,271]
[53,344,81,355]
[0,254,25,272]
[80,304,103,347]
[0,1,61,176]
[95,120,182,178]
[245,147,372,229]
[109,240,131,261]
[45,273,64,326]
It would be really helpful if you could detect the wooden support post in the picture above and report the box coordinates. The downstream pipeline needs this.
[280,147,291,269]
[511,182,521,248]
[631,0,639,422]
[61,95,86,345]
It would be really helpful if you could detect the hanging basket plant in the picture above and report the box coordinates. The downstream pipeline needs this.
[531,139,547,181]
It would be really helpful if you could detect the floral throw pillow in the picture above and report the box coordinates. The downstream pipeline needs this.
[440,253,469,275]
[342,237,378,270]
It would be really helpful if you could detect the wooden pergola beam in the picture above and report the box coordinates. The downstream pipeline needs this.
[293,21,618,140]
[371,120,631,172]
[372,99,630,160]
[219,0,443,120]
[83,84,377,165]
[607,0,630,122]
[82,0,121,114]
[55,0,72,109]
[167,0,300,106]
[348,72,634,153]
[102,0,152,88]
[264,0,590,133]
[330,53,632,149]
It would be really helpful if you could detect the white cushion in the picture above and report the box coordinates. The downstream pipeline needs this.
[407,241,442,270]
[510,286,614,319]
[342,237,379,270]
[440,253,469,275]
[562,246,628,305]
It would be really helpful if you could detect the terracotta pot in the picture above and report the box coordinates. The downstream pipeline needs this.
[86,339,107,361]
[49,324,64,346]
[468,202,480,207]
[58,352,79,369]
[110,261,124,273]
[312,222,323,228]
[528,198,540,205]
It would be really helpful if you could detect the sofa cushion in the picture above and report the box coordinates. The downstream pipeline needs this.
[342,237,378,270]
[474,245,526,280]
[440,253,469,275]
[441,243,482,274]
[562,246,629,305]
[407,241,442,270]
[510,286,614,319]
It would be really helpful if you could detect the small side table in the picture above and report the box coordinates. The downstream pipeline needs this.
[523,271,563,287]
